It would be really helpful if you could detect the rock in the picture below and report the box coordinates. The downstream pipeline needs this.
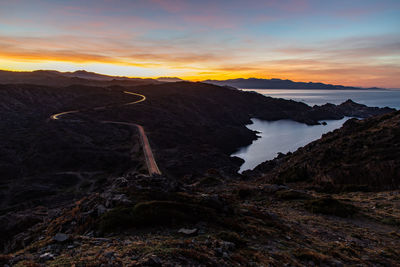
[39,252,54,261]
[110,194,132,206]
[138,254,162,266]
[330,259,344,267]
[262,184,288,194]
[214,247,223,257]
[124,240,133,245]
[178,228,198,235]
[221,241,235,251]
[97,204,107,215]
[53,233,69,242]
[105,251,115,258]
[85,231,94,237]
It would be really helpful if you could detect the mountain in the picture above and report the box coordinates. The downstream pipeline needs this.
[61,70,130,81]
[204,77,382,90]
[156,77,184,82]
[0,70,161,87]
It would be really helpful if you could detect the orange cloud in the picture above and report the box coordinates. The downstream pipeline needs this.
[1,31,399,88]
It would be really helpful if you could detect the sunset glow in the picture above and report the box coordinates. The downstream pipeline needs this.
[1,0,399,87]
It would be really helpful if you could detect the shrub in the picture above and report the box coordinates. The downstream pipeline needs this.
[99,201,216,232]
[198,176,222,187]
[305,197,357,217]
[294,248,329,263]
[381,218,400,228]
[277,166,310,183]
[217,231,246,247]
[275,189,312,200]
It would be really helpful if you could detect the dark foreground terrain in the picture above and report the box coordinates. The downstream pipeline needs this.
[0,72,398,266]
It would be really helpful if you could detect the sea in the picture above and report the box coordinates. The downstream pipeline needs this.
[233,89,400,172]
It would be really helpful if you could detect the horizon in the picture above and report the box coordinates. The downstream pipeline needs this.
[2,68,400,89]
[1,0,399,88]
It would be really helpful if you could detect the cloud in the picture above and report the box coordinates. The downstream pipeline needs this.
[275,35,400,65]
[0,34,230,70]
[0,0,399,87]
[148,0,189,13]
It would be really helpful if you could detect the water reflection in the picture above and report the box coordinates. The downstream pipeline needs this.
[232,117,349,172]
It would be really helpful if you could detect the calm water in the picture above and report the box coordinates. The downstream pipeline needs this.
[233,117,349,172]
[241,89,400,109]
[233,89,400,172]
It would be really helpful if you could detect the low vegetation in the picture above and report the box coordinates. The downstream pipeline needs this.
[99,200,216,232]
[305,197,358,217]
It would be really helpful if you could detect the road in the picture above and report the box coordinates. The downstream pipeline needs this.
[49,91,161,176]
[50,91,146,120]
[101,121,161,176]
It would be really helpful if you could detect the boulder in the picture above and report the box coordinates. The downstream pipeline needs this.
[53,233,69,242]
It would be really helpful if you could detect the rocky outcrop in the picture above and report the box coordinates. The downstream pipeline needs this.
[304,99,396,121]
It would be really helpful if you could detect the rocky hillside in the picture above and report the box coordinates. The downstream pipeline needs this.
[80,82,394,178]
[248,110,400,191]
[0,81,394,217]
[0,84,149,216]
[0,79,398,265]
[1,170,399,265]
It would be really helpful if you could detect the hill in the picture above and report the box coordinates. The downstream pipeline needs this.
[248,110,400,191]
[0,81,392,218]
[0,70,160,87]
[156,77,184,82]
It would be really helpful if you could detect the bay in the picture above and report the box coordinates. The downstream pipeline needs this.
[233,89,400,172]
[241,89,400,109]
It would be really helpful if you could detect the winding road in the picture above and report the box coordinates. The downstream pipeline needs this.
[50,91,161,176]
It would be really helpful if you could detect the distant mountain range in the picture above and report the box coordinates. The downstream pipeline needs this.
[203,78,383,90]
[0,70,184,85]
[0,70,384,90]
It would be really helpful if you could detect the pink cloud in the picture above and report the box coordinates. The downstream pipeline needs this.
[148,0,190,13]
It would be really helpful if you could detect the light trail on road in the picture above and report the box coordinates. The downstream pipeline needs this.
[49,90,161,176]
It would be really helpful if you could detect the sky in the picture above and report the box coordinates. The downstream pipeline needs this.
[0,0,399,88]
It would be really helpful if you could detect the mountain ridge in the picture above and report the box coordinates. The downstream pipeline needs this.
[0,70,386,89]
[0,69,161,87]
